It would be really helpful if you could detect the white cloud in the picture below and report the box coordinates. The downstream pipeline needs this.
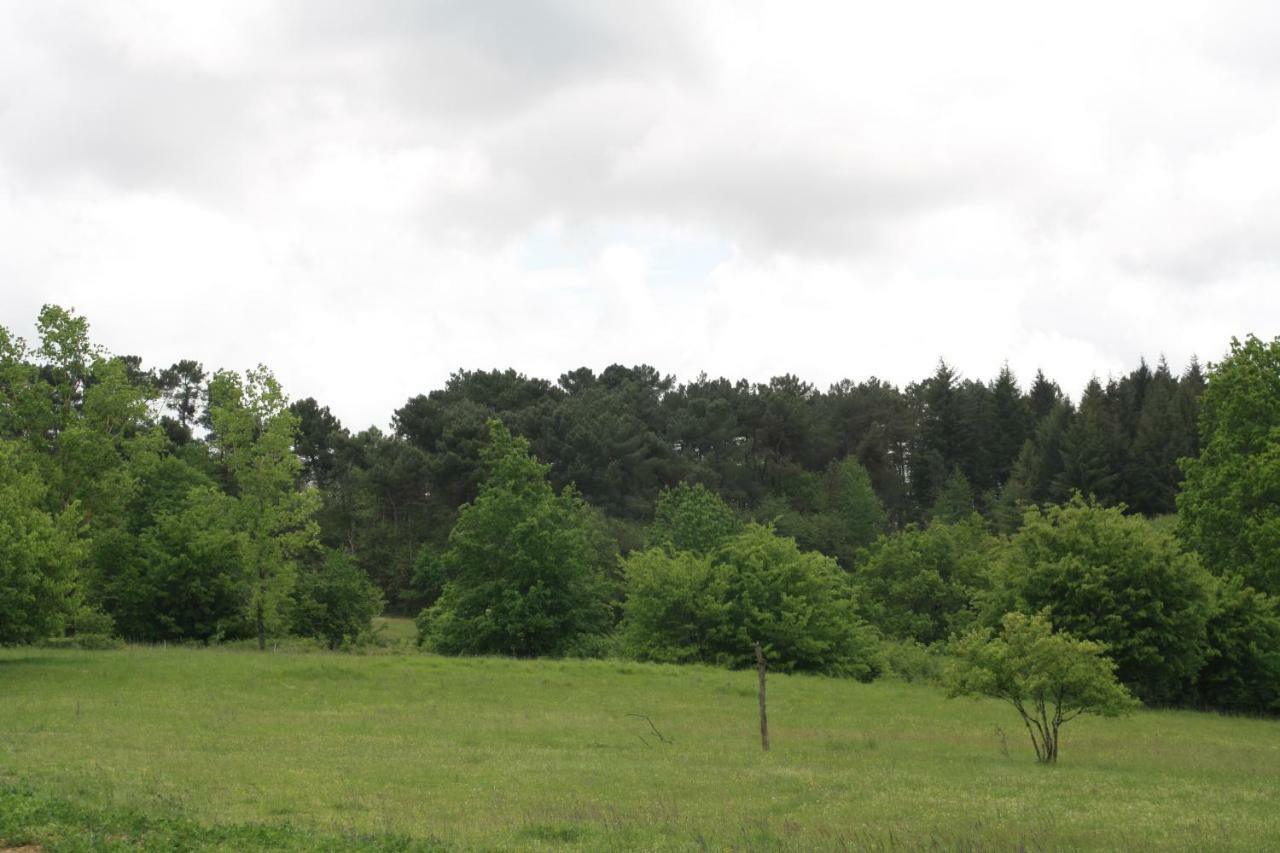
[2,0,1278,429]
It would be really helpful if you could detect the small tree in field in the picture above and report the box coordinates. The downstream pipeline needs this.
[947,612,1137,763]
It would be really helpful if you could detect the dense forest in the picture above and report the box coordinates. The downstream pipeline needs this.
[304,340,1205,608]
[3,304,1277,714]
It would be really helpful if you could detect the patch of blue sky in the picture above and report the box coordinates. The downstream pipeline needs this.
[519,221,733,289]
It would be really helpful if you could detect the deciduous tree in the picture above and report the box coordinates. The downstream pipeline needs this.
[947,611,1137,763]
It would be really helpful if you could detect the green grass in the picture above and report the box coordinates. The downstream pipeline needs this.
[371,616,420,646]
[0,647,1276,851]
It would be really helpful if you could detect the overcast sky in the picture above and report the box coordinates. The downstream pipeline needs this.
[3,1,1279,430]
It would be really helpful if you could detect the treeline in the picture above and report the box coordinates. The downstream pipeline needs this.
[0,307,381,650]
[296,353,1204,610]
[2,305,1277,715]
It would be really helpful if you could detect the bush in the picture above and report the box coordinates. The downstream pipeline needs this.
[649,482,739,554]
[621,523,880,678]
[1194,576,1280,714]
[988,496,1213,705]
[619,549,731,665]
[291,549,385,650]
[418,421,611,657]
[39,633,124,650]
[854,516,996,645]
[947,611,1138,763]
[878,639,946,684]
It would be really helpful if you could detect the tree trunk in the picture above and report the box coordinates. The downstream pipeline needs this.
[754,642,769,752]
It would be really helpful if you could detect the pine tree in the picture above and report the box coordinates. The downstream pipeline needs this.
[1056,379,1126,505]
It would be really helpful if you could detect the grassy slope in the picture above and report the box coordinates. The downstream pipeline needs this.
[0,647,1276,851]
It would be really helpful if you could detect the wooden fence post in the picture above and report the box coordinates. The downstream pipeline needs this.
[754,641,769,751]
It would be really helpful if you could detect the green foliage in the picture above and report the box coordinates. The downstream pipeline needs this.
[0,441,84,644]
[619,548,731,664]
[724,525,877,678]
[292,550,385,649]
[989,496,1213,705]
[855,516,996,645]
[1178,335,1280,596]
[649,481,740,554]
[929,467,976,523]
[947,611,1138,762]
[1056,379,1127,505]
[771,457,887,568]
[100,458,251,643]
[1194,576,1280,714]
[208,367,321,649]
[418,421,611,657]
[622,523,880,677]
[877,638,946,684]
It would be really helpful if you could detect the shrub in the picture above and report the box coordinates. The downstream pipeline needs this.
[878,639,946,684]
[854,516,996,645]
[648,482,739,555]
[622,523,880,678]
[1194,576,1280,714]
[948,611,1138,763]
[619,548,731,665]
[988,496,1213,705]
[291,549,385,650]
[418,421,611,657]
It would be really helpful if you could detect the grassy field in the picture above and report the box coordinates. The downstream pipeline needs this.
[1,641,1277,851]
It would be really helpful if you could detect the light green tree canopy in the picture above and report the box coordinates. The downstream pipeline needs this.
[947,611,1138,763]
[648,481,740,555]
[988,495,1213,705]
[1178,334,1280,596]
[854,516,996,645]
[622,523,880,677]
[0,441,84,644]
[208,366,319,650]
[419,420,611,657]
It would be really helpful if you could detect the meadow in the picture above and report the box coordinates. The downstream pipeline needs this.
[1,636,1277,851]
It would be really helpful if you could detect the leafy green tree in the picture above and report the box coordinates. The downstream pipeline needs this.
[291,549,385,649]
[1192,575,1280,714]
[619,548,731,664]
[811,457,886,564]
[854,516,996,645]
[208,367,319,650]
[1178,335,1280,596]
[649,481,740,555]
[622,523,880,677]
[418,420,611,657]
[763,457,886,569]
[989,497,1213,704]
[0,441,85,643]
[947,611,1138,763]
[109,486,248,642]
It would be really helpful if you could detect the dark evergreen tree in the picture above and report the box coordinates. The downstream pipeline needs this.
[1056,379,1126,505]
